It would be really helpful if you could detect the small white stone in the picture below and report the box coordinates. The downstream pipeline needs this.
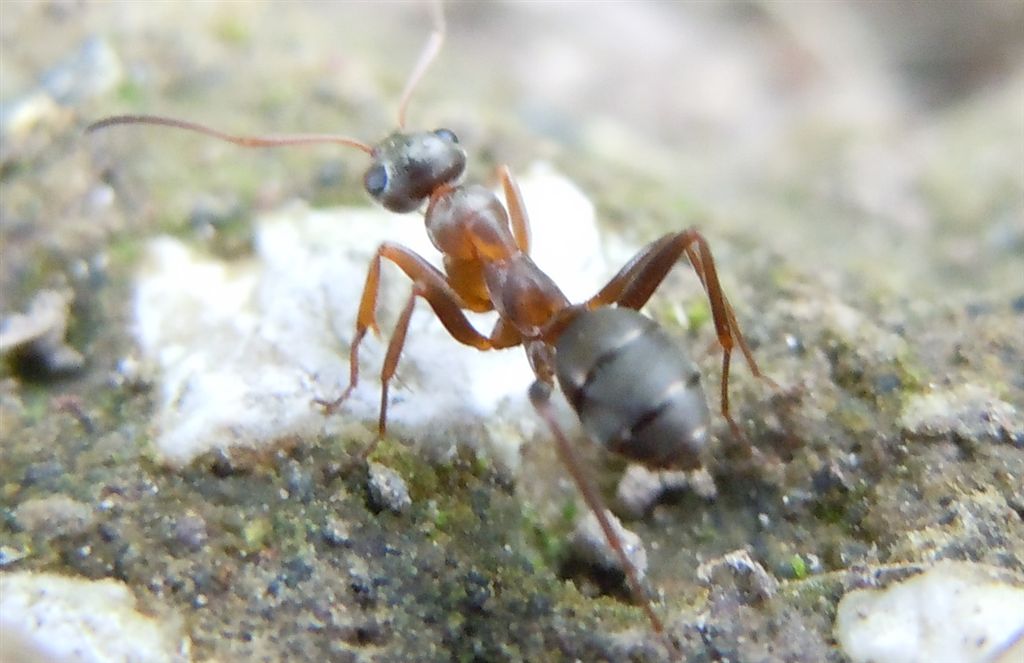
[367,462,412,514]
[615,464,691,519]
[834,561,1024,663]
[570,509,648,579]
[696,548,779,603]
[0,572,189,663]
[0,289,84,374]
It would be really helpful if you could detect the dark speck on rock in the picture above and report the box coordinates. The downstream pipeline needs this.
[113,543,142,582]
[964,301,992,318]
[98,521,121,543]
[282,556,314,589]
[188,195,240,235]
[784,333,806,355]
[190,567,216,595]
[463,569,493,612]
[347,618,388,646]
[284,461,315,503]
[209,450,246,478]
[874,373,902,394]
[349,575,377,609]
[172,512,209,552]
[22,460,65,486]
[812,461,853,495]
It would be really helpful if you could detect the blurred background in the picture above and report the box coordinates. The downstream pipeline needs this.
[3,0,1022,307]
[2,4,1022,660]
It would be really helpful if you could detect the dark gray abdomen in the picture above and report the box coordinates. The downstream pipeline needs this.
[555,308,710,470]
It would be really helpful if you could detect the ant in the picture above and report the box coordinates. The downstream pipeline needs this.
[88,4,771,657]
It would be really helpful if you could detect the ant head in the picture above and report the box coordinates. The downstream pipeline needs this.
[363,128,466,213]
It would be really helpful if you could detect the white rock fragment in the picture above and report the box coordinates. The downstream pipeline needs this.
[0,289,84,375]
[615,464,718,519]
[570,509,648,579]
[616,465,690,519]
[367,461,412,514]
[696,548,779,603]
[900,383,1022,445]
[134,164,610,466]
[0,572,190,663]
[834,561,1024,663]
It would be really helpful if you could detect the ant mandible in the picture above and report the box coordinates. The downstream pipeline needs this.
[88,3,772,656]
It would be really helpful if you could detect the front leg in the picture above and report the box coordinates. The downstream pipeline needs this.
[318,242,521,444]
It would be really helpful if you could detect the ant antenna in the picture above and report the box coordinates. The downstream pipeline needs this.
[86,115,374,155]
[396,0,446,129]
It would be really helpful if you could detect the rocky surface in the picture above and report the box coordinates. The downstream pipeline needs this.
[2,3,1022,662]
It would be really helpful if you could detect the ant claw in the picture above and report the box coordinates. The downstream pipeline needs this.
[313,388,353,415]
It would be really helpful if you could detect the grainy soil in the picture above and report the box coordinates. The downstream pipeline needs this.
[2,3,1022,662]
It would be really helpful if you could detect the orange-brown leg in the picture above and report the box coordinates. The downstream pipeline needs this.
[528,377,678,658]
[498,165,531,254]
[583,229,767,439]
[318,242,491,412]
[371,293,521,444]
[583,234,677,308]
[369,287,420,450]
[318,242,522,445]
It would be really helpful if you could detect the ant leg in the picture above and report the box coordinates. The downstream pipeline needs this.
[528,379,678,657]
[357,287,420,460]
[373,291,521,443]
[315,245,389,414]
[317,241,488,415]
[583,234,676,308]
[498,165,531,254]
[584,229,767,439]
[369,242,510,348]
[358,291,521,462]
[487,316,524,349]
[319,242,523,438]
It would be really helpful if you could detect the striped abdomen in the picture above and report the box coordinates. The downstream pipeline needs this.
[554,308,710,470]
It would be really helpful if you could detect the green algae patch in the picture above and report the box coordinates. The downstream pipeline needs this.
[790,554,809,580]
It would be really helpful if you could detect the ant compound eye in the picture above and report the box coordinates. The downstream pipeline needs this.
[363,164,388,198]
[433,128,459,144]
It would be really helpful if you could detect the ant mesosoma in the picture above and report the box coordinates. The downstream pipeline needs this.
[88,4,771,656]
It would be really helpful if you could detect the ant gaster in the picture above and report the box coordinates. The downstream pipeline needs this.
[88,5,771,656]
